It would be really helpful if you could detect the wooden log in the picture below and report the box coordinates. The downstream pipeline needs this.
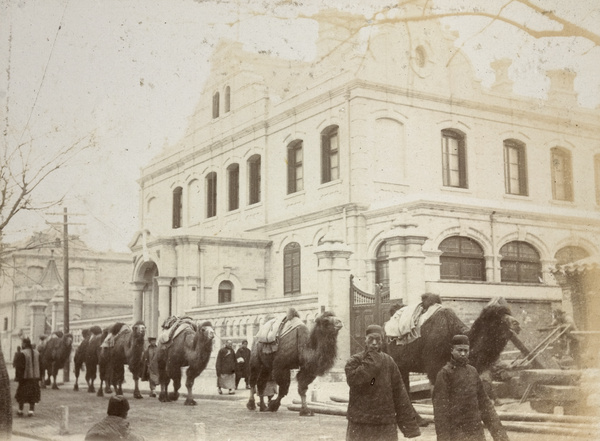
[411,403,599,425]
[288,404,598,437]
[519,369,581,385]
[499,421,598,438]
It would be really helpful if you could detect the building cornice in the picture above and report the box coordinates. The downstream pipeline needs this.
[139,78,600,185]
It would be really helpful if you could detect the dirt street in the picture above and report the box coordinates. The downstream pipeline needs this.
[9,379,598,441]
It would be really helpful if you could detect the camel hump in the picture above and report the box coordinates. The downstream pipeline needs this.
[110,322,127,335]
[158,316,196,345]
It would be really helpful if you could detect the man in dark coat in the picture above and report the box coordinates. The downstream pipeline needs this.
[345,324,420,441]
[141,337,158,397]
[13,338,41,417]
[432,334,509,441]
[215,340,236,394]
[85,395,144,441]
[235,340,251,389]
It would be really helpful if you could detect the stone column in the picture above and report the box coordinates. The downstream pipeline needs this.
[314,232,353,366]
[130,281,146,324]
[484,255,495,282]
[28,301,47,343]
[384,228,428,305]
[155,277,172,335]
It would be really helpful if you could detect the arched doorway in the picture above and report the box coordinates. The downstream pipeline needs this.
[137,261,159,337]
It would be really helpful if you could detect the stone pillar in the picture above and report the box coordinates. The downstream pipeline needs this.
[404,236,428,304]
[28,301,47,343]
[131,281,146,324]
[484,255,495,282]
[385,230,428,305]
[155,277,172,335]
[314,232,353,366]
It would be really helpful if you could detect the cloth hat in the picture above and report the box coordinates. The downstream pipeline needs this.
[365,324,384,336]
[148,337,157,342]
[107,395,130,417]
[452,334,469,346]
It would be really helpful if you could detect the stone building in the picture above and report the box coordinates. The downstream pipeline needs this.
[129,6,600,363]
[0,229,132,357]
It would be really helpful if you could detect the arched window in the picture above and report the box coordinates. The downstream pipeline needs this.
[439,236,485,281]
[375,241,390,292]
[224,86,231,113]
[248,154,261,205]
[287,140,303,194]
[555,246,589,265]
[284,242,301,295]
[321,125,339,183]
[504,139,528,195]
[172,186,183,229]
[500,241,541,283]
[218,280,233,303]
[206,173,217,218]
[227,163,239,211]
[26,266,44,285]
[212,91,220,119]
[441,129,467,188]
[551,147,573,201]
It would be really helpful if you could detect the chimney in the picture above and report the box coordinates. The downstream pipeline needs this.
[546,69,578,107]
[490,58,513,95]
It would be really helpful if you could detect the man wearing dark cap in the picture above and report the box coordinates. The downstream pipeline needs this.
[432,335,509,441]
[141,337,158,397]
[345,324,420,441]
[85,395,144,441]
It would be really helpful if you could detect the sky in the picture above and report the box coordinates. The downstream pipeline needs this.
[1,0,599,253]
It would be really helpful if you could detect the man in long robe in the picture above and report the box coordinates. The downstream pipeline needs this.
[433,334,509,441]
[345,325,420,441]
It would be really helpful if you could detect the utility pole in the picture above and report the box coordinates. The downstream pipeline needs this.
[63,207,69,335]
[47,208,85,383]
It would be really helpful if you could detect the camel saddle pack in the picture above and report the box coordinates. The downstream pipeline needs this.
[101,324,131,348]
[385,303,443,345]
[158,316,196,347]
[255,314,303,355]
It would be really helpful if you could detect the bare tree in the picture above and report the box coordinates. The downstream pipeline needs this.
[0,134,94,239]
[274,0,599,63]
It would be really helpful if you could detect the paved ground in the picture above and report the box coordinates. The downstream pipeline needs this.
[8,370,600,441]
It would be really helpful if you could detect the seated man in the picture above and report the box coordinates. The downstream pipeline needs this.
[85,395,145,441]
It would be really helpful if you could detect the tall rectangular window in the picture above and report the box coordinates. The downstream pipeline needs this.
[172,187,182,229]
[321,126,339,183]
[228,164,239,211]
[287,140,303,194]
[224,86,231,113]
[441,130,467,188]
[551,147,573,201]
[206,172,217,218]
[595,155,600,205]
[248,155,261,205]
[284,242,301,295]
[504,140,528,195]
[212,92,220,119]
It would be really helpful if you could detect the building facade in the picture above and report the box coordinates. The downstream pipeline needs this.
[0,229,133,357]
[129,6,600,364]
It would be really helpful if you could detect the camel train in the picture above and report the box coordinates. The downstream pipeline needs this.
[60,296,517,422]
